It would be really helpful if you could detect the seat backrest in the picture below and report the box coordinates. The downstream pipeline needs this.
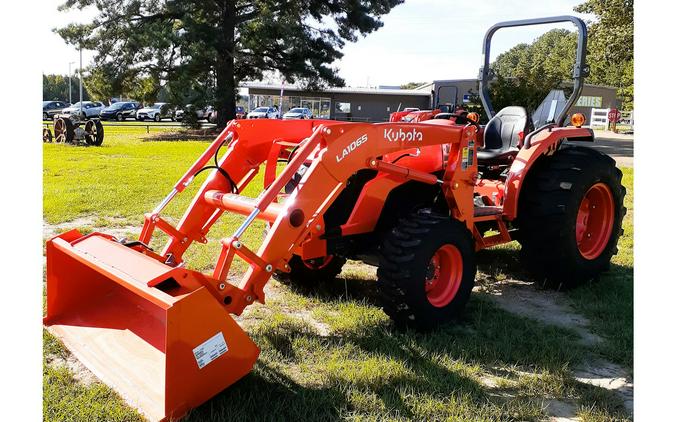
[482,106,529,151]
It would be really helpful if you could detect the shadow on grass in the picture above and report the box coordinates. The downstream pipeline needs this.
[184,362,348,421]
[185,245,632,421]
[185,282,630,420]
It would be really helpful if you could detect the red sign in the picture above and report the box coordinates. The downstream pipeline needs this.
[608,108,620,123]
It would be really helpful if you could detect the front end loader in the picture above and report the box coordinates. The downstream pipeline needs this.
[44,15,625,421]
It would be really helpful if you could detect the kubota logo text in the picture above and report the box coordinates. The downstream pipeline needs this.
[384,128,423,142]
[336,134,368,163]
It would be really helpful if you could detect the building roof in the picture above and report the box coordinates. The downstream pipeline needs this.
[242,82,431,97]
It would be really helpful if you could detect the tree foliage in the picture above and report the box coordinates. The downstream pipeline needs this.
[43,74,90,102]
[400,82,426,90]
[57,0,404,126]
[489,29,577,114]
[575,0,633,108]
[486,0,634,113]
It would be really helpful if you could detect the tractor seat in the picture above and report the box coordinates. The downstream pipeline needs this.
[477,106,529,165]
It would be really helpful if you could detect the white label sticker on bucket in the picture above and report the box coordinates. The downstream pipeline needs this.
[193,332,228,369]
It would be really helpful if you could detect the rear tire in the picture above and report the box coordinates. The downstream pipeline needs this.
[377,211,476,330]
[517,145,626,288]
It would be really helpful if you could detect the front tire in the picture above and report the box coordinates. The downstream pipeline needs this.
[116,113,124,122]
[377,211,476,330]
[517,145,626,288]
[274,254,346,289]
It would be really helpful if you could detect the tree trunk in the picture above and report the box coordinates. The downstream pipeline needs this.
[215,0,237,128]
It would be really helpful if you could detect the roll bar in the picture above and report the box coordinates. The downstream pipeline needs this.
[478,15,590,127]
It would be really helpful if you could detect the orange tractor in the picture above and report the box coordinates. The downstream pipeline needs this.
[44,16,625,421]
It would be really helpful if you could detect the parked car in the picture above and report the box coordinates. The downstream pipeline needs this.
[204,105,215,121]
[283,107,313,120]
[136,103,175,121]
[247,106,279,119]
[207,106,248,123]
[43,101,70,120]
[60,101,105,118]
[99,101,140,121]
[174,104,206,121]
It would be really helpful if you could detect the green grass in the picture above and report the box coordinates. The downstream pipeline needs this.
[568,167,633,368]
[43,126,633,421]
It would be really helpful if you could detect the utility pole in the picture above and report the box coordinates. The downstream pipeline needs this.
[79,45,83,117]
[68,61,75,104]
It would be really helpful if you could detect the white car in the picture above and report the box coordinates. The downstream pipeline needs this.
[247,106,279,119]
[61,101,105,118]
[175,104,206,121]
[136,103,175,121]
[282,107,313,120]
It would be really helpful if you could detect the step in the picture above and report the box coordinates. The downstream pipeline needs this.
[473,206,503,217]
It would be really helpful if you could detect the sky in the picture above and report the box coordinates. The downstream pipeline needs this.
[42,0,592,88]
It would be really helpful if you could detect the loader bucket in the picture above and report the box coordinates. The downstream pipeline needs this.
[44,230,260,422]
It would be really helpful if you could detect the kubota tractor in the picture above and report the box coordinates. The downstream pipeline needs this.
[44,16,625,421]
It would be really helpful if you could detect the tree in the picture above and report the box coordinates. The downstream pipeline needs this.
[400,82,426,90]
[574,0,633,108]
[57,0,404,126]
[43,74,90,102]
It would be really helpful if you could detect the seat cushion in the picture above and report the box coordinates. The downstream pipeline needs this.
[479,106,529,165]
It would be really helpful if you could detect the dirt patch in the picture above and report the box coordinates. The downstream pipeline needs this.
[544,399,578,421]
[47,354,98,386]
[481,279,633,416]
[574,360,633,413]
[480,279,603,347]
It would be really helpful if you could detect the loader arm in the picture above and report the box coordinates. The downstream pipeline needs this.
[140,119,476,315]
[44,119,475,421]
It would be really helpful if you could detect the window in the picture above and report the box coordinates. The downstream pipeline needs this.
[335,102,351,113]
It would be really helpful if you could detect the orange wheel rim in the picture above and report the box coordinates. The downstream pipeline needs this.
[302,255,334,270]
[425,244,463,307]
[576,183,615,260]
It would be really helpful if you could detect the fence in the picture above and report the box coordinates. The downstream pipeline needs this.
[43,120,217,134]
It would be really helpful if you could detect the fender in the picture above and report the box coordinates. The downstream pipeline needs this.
[502,126,594,220]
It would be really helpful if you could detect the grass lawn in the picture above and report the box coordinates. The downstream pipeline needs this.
[43,126,633,421]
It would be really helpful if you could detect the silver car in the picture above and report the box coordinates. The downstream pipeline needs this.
[247,106,279,119]
[60,101,105,118]
[282,107,313,119]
